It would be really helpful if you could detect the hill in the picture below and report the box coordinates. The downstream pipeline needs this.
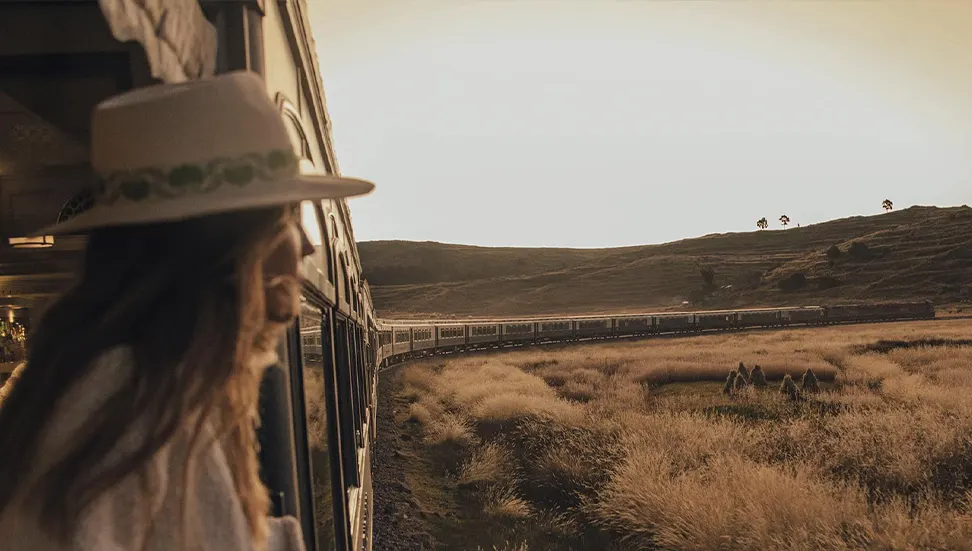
[359,206,972,318]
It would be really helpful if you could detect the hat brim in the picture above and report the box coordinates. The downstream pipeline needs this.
[31,173,375,237]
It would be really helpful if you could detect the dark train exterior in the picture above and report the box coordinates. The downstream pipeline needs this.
[1,1,378,550]
[376,301,936,365]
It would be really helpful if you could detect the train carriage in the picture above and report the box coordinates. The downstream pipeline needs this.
[391,327,413,356]
[614,315,653,336]
[736,309,782,327]
[501,321,536,342]
[411,326,436,352]
[825,304,861,323]
[436,324,466,348]
[654,313,695,332]
[782,306,826,324]
[467,323,501,345]
[575,318,613,338]
[695,310,737,330]
[538,319,573,340]
[377,327,394,365]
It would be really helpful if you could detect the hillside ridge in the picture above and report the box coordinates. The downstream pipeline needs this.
[360,206,972,318]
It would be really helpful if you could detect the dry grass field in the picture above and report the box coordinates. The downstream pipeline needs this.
[390,319,972,550]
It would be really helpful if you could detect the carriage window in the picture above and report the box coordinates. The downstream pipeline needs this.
[339,257,351,309]
[0,316,27,366]
[298,304,337,551]
[0,314,28,399]
[319,207,334,283]
[300,201,327,289]
[283,110,313,161]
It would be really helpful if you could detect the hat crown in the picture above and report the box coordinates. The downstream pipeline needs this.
[91,71,291,175]
[34,71,375,236]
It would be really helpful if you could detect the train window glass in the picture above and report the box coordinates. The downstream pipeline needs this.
[0,318,28,366]
[349,328,364,450]
[333,316,360,488]
[298,304,337,551]
[338,257,349,308]
[352,328,366,448]
[318,204,335,284]
[299,201,327,288]
[338,257,350,309]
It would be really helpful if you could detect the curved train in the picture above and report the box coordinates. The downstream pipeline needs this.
[0,3,939,551]
[368,301,936,366]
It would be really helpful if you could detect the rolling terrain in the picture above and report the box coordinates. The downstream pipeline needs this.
[381,320,972,551]
[360,206,972,318]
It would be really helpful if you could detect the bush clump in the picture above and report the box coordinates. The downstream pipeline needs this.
[723,371,737,394]
[780,374,800,400]
[737,362,750,382]
[848,241,871,260]
[750,365,767,387]
[801,368,820,393]
[777,272,808,292]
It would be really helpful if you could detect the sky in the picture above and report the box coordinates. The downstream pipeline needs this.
[307,0,972,248]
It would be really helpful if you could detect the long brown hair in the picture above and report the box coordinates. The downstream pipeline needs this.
[0,205,301,547]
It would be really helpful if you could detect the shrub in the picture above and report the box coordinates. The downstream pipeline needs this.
[780,374,800,400]
[801,368,820,393]
[777,272,808,292]
[750,366,768,387]
[723,371,737,394]
[848,241,871,260]
[733,373,749,393]
[737,362,750,382]
[826,244,841,260]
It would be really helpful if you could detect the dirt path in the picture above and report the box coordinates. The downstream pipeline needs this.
[372,364,435,551]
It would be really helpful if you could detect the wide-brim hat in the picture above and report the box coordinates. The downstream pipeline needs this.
[33,71,375,236]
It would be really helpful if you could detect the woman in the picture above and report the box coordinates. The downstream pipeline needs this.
[0,72,374,550]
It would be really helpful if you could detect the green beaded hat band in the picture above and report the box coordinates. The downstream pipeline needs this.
[33,71,375,236]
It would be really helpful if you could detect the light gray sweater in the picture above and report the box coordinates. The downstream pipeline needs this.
[0,347,307,551]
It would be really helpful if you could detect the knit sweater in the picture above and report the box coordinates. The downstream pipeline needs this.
[0,347,307,551]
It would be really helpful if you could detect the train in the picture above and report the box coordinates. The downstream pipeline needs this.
[374,301,936,365]
[0,4,940,551]
[1,2,379,551]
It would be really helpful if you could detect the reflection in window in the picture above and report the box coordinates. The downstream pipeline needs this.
[320,206,334,283]
[301,201,323,246]
[300,201,328,289]
[299,304,336,551]
[0,317,27,365]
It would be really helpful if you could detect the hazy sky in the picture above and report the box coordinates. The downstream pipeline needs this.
[308,0,972,248]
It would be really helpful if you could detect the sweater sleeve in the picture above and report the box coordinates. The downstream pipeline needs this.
[266,516,308,551]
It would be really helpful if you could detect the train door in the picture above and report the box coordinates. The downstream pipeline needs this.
[332,313,372,550]
[332,315,361,487]
[280,300,354,551]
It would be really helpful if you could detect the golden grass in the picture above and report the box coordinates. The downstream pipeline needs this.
[401,319,972,550]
